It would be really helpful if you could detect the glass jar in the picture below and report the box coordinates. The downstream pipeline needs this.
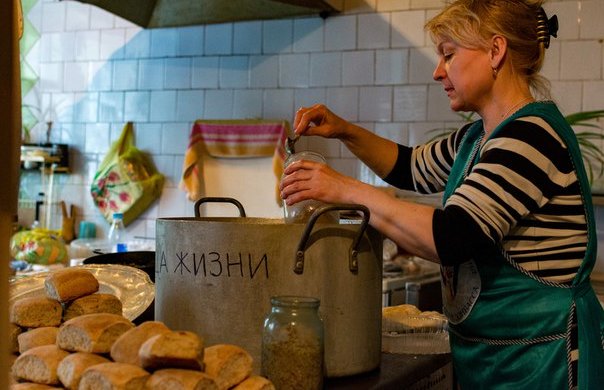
[282,151,337,223]
[261,296,324,390]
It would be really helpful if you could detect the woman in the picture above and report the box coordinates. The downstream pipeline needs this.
[280,0,604,388]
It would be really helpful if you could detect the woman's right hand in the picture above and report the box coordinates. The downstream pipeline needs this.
[293,104,350,139]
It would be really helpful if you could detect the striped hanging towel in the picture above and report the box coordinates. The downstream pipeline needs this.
[180,119,290,205]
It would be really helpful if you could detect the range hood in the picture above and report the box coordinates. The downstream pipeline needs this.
[71,0,339,28]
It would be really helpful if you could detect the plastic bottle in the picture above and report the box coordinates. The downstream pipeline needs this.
[107,212,128,253]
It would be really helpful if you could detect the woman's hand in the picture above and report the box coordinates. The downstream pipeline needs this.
[293,104,350,139]
[280,159,356,206]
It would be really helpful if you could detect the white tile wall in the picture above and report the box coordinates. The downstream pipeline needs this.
[21,0,604,245]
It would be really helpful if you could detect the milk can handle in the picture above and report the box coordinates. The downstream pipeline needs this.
[194,197,247,217]
[294,204,370,274]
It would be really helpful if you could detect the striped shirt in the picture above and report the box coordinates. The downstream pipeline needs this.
[385,116,588,284]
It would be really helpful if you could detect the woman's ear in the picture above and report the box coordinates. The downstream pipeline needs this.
[490,35,507,70]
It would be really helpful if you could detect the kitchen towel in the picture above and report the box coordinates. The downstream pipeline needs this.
[180,119,290,205]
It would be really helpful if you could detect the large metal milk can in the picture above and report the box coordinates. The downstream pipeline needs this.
[155,198,383,377]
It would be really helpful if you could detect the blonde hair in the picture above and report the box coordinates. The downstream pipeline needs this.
[425,0,551,99]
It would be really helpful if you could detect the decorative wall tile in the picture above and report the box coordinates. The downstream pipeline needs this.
[112,60,138,91]
[124,92,150,123]
[358,13,390,49]
[138,59,165,90]
[391,10,425,48]
[310,52,342,87]
[219,56,250,88]
[205,23,233,55]
[560,41,601,80]
[342,51,374,85]
[192,57,220,89]
[326,87,359,122]
[234,21,262,54]
[359,86,392,122]
[178,26,204,56]
[160,123,189,155]
[74,31,100,61]
[124,29,150,59]
[150,29,178,58]
[63,62,89,92]
[165,58,192,89]
[250,55,279,88]
[233,89,263,119]
[376,49,408,85]
[98,91,124,122]
[65,1,90,31]
[393,85,427,121]
[293,17,324,53]
[280,54,310,87]
[263,19,293,54]
[176,90,205,122]
[150,90,177,122]
[324,15,356,51]
[204,90,234,119]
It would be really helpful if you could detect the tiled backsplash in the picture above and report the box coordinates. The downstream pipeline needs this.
[20,0,604,265]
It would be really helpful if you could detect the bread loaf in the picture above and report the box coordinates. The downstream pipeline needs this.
[57,313,134,353]
[57,352,111,389]
[203,344,253,390]
[145,368,218,390]
[233,376,275,390]
[44,268,99,302]
[18,327,59,354]
[10,383,64,389]
[11,344,70,385]
[78,362,149,390]
[10,296,62,328]
[9,322,22,353]
[62,293,122,321]
[110,321,170,366]
[139,331,204,371]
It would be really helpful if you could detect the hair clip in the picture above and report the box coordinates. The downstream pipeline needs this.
[537,7,558,49]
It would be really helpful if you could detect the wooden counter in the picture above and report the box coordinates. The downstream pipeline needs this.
[326,352,453,389]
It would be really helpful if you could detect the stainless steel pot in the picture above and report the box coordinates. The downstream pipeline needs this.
[155,198,383,377]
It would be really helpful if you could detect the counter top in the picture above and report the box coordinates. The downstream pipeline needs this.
[326,352,452,389]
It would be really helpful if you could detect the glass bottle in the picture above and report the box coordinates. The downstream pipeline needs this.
[282,151,337,223]
[107,212,128,253]
[261,296,324,390]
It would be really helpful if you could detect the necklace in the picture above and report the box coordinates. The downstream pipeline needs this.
[501,97,534,119]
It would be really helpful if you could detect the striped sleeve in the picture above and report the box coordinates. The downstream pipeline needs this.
[438,117,587,282]
[383,124,471,192]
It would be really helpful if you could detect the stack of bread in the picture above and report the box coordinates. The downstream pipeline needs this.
[9,267,275,390]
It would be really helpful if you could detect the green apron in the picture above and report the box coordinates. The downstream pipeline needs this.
[441,102,604,389]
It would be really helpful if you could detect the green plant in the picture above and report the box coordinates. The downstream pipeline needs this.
[427,109,604,185]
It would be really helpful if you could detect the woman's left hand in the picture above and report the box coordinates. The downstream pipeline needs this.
[280,159,356,206]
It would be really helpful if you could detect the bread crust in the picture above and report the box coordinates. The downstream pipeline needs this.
[233,376,275,390]
[203,344,253,390]
[12,345,70,385]
[62,293,122,321]
[78,362,149,390]
[57,313,134,353]
[9,322,22,353]
[145,368,218,390]
[10,296,62,328]
[18,327,59,354]
[110,321,171,366]
[139,331,204,371]
[44,268,99,303]
[57,352,110,389]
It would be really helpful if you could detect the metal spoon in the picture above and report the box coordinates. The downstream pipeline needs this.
[285,135,299,155]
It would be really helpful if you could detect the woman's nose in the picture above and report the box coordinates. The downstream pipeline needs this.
[433,59,445,81]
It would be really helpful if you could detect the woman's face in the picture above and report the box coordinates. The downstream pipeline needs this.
[433,39,493,113]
